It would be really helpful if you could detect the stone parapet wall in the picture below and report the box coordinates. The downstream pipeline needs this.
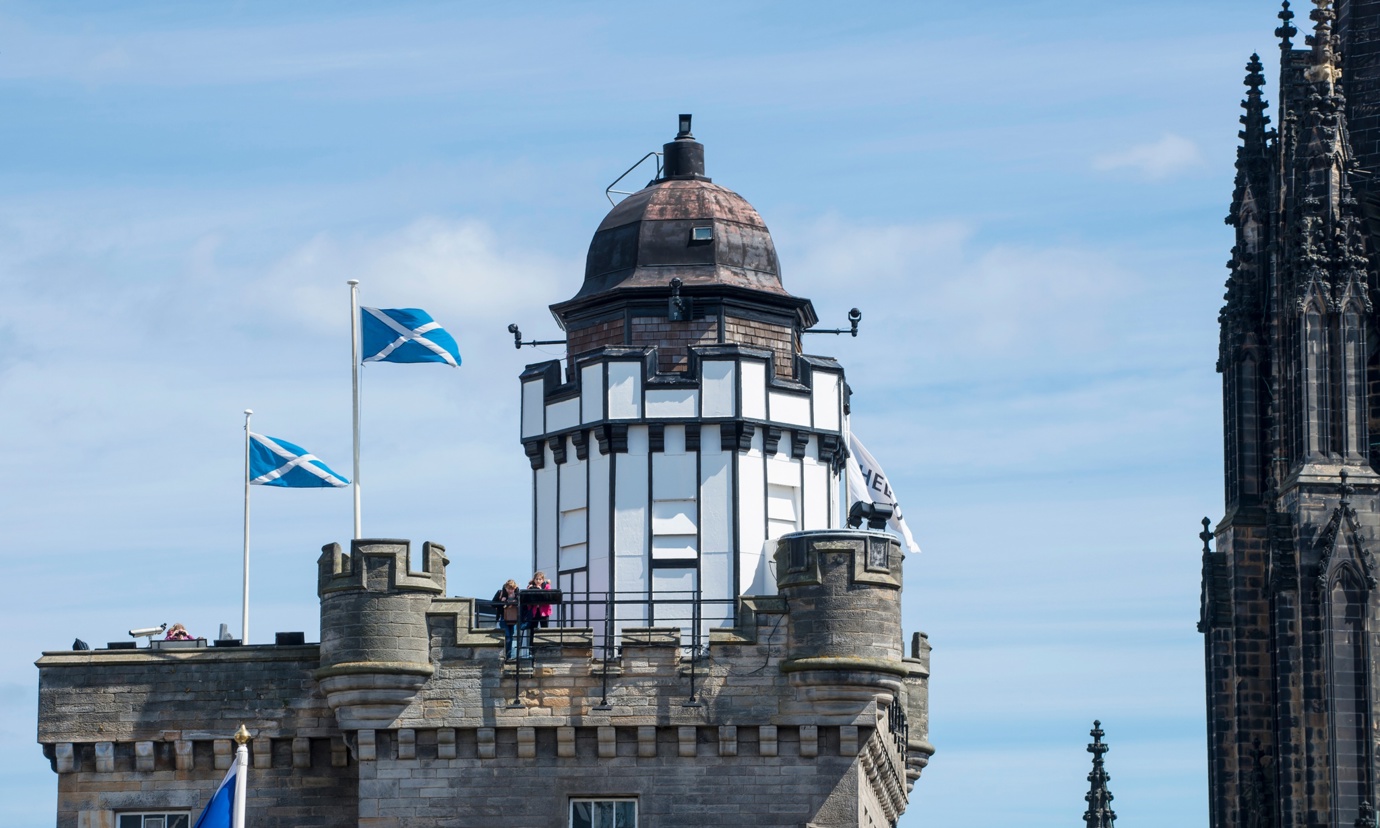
[38,531,922,827]
[37,646,332,745]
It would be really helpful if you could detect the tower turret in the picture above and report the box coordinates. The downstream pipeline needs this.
[520,117,848,633]
[315,539,446,730]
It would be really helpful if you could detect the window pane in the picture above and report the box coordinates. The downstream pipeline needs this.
[118,818,142,828]
[146,819,165,828]
[615,801,636,828]
[571,801,593,828]
[169,817,190,828]
[595,801,614,828]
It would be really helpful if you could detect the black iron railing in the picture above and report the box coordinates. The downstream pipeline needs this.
[887,694,909,765]
[476,590,739,707]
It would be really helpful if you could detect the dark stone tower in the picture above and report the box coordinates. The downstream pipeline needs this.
[1204,3,1380,826]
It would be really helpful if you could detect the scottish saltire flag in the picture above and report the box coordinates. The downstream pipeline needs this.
[249,433,349,488]
[360,307,461,367]
[191,758,238,828]
[846,433,922,554]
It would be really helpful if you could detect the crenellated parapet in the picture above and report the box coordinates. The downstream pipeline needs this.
[316,539,447,731]
[775,530,905,717]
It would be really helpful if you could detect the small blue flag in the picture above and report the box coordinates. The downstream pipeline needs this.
[361,307,461,367]
[192,759,238,828]
[249,433,349,488]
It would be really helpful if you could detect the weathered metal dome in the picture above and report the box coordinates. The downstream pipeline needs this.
[570,120,786,303]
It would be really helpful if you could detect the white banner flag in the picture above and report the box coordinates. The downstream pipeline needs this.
[846,433,921,553]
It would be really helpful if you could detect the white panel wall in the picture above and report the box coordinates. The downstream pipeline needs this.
[521,380,545,438]
[652,568,696,626]
[812,371,841,432]
[701,361,736,418]
[652,452,697,500]
[698,426,732,611]
[614,426,650,622]
[535,443,559,578]
[651,443,697,564]
[587,447,611,596]
[741,360,767,421]
[546,397,580,433]
[737,428,766,595]
[560,454,588,512]
[558,454,588,572]
[608,362,643,419]
[581,363,604,423]
[768,391,811,427]
[802,436,829,531]
[646,389,698,418]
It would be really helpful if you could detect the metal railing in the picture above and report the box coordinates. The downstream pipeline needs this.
[477,590,739,707]
[887,694,909,765]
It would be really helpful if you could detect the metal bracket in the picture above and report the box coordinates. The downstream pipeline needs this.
[804,308,862,337]
[507,323,566,350]
[606,152,663,205]
[668,277,692,321]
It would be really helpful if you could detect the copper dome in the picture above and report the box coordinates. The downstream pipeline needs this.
[572,177,786,302]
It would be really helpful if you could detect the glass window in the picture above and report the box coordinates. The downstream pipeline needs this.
[118,814,190,828]
[570,798,637,828]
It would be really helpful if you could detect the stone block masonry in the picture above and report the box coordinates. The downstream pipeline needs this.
[37,531,927,827]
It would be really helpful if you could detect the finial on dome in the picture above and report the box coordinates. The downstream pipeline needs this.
[661,113,707,180]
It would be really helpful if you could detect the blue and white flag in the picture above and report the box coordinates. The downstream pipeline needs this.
[360,307,461,367]
[191,758,238,828]
[846,433,922,554]
[249,433,350,488]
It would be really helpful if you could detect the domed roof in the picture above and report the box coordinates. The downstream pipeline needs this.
[572,179,786,301]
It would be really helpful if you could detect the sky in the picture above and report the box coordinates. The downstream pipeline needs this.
[0,1,1282,825]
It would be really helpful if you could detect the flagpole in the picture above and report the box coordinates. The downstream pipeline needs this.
[348,280,362,540]
[232,724,249,828]
[242,409,252,644]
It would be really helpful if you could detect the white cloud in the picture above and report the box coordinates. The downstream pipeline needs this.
[779,216,1136,381]
[261,217,570,334]
[1093,133,1206,180]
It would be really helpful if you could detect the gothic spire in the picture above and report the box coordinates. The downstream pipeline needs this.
[1284,0,1371,307]
[1229,53,1273,225]
[1083,721,1117,828]
[1277,0,1297,51]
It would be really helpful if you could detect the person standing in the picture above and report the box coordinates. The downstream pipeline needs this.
[492,580,521,660]
[526,571,554,629]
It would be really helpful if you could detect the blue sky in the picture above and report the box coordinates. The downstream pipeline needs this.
[0,1,1277,825]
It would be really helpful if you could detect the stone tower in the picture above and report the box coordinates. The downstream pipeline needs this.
[35,118,931,828]
[1204,3,1380,826]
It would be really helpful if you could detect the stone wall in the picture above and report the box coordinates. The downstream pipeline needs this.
[37,531,924,828]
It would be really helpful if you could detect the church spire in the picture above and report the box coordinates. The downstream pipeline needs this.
[1289,0,1369,308]
[1083,721,1117,828]
[1228,53,1272,226]
[1277,0,1298,51]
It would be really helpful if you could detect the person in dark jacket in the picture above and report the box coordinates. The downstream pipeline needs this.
[492,579,521,660]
